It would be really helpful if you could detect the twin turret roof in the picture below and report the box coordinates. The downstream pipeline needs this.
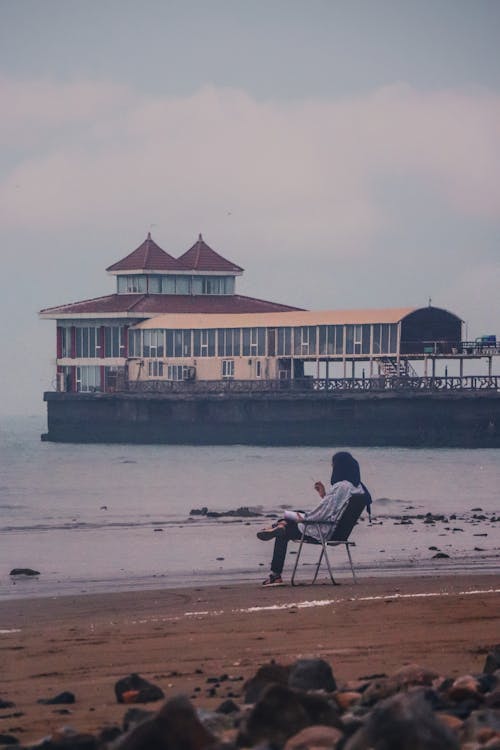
[106,233,244,274]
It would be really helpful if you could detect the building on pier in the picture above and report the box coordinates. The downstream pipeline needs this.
[40,232,496,393]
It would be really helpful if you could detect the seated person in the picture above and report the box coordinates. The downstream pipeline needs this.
[257,451,371,587]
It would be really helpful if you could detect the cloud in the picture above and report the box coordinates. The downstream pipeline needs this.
[0,78,499,258]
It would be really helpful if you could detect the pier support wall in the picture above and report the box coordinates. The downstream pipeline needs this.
[43,391,500,447]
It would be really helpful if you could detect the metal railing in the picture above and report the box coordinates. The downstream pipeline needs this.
[126,375,499,395]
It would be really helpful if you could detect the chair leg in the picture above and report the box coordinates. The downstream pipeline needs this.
[311,547,324,583]
[291,537,305,586]
[345,543,357,583]
[322,544,338,585]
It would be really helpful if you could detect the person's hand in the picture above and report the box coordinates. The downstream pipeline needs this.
[314,481,326,498]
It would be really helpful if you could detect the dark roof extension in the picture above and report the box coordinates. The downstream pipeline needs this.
[40,294,303,318]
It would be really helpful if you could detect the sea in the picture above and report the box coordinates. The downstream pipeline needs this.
[0,415,499,600]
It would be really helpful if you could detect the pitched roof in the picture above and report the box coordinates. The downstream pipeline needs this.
[39,294,303,319]
[106,233,188,273]
[177,234,244,273]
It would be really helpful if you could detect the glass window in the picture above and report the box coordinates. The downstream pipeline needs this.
[362,325,370,354]
[75,327,100,358]
[192,277,203,295]
[148,360,164,377]
[117,276,128,293]
[61,327,72,357]
[242,328,251,356]
[76,366,101,392]
[167,364,187,380]
[148,276,161,293]
[381,324,389,353]
[128,329,140,357]
[277,327,292,356]
[389,324,398,353]
[176,276,190,294]
[255,360,262,378]
[335,326,344,354]
[104,327,123,357]
[222,359,234,379]
[345,325,354,355]
[162,276,176,294]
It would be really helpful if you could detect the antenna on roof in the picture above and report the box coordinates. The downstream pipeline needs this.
[428,297,432,307]
[198,233,203,241]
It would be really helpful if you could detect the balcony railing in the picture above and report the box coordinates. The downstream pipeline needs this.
[125,375,499,395]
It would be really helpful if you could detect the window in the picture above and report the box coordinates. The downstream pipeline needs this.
[75,327,101,358]
[148,360,164,377]
[117,275,147,293]
[242,328,265,356]
[372,324,397,354]
[76,366,101,392]
[166,329,191,357]
[222,359,234,379]
[217,328,241,356]
[293,327,317,356]
[128,329,141,357]
[255,360,262,378]
[143,330,164,357]
[161,276,191,294]
[167,365,188,380]
[190,276,234,295]
[277,327,292,356]
[60,327,72,357]
[148,276,161,293]
[193,329,215,356]
[104,327,124,357]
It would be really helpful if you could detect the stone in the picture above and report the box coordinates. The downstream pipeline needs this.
[0,735,19,746]
[116,695,215,750]
[284,724,343,750]
[288,658,337,693]
[122,707,154,731]
[243,662,290,703]
[360,664,439,709]
[238,683,341,748]
[215,698,240,714]
[37,691,76,705]
[333,691,362,711]
[9,568,40,576]
[238,684,313,748]
[0,700,15,709]
[344,691,460,750]
[437,713,464,731]
[484,646,500,675]
[115,673,164,704]
[447,675,481,702]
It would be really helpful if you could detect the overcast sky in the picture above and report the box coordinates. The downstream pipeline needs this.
[1,0,499,415]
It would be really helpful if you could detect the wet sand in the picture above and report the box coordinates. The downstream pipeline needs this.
[1,573,499,744]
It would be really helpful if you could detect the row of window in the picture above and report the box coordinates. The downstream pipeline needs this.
[60,323,398,360]
[129,324,398,358]
[60,327,125,358]
[117,275,235,295]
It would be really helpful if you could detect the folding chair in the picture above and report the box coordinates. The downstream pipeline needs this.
[290,494,367,586]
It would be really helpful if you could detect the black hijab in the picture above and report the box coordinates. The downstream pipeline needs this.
[331,451,372,518]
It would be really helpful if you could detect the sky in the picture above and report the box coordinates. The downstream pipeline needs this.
[0,0,499,415]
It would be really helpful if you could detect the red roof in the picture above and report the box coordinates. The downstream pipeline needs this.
[177,234,244,273]
[106,233,188,273]
[40,294,303,317]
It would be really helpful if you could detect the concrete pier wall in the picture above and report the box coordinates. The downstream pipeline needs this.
[43,391,500,447]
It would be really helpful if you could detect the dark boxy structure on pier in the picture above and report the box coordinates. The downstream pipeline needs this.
[40,232,499,446]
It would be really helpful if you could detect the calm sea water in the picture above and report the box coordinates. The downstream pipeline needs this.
[0,415,498,600]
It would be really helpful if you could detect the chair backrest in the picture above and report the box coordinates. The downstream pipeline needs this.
[328,494,367,542]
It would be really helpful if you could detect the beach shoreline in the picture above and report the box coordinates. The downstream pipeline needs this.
[1,573,499,744]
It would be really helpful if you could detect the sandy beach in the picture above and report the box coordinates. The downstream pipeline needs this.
[1,573,499,745]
